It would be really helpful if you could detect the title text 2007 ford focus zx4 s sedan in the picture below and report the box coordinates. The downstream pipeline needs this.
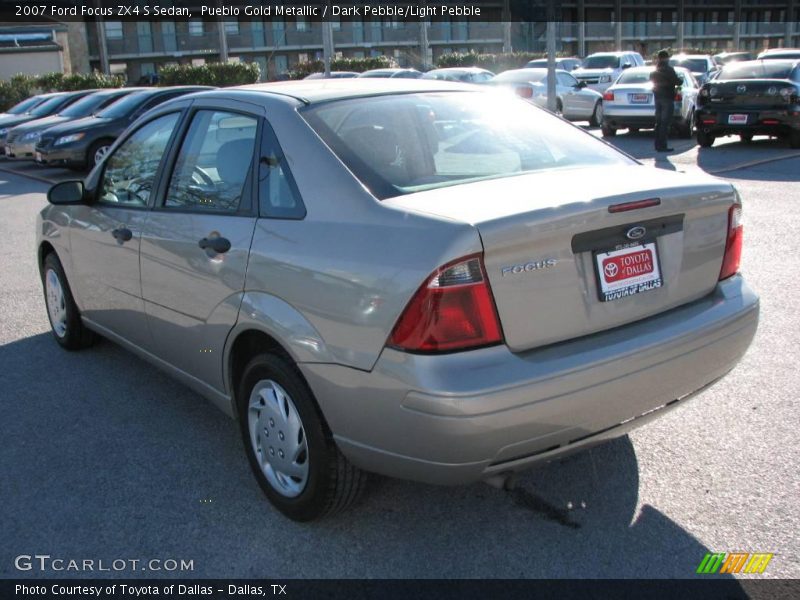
[38,80,759,521]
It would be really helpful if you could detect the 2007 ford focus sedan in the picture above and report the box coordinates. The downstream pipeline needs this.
[37,80,759,521]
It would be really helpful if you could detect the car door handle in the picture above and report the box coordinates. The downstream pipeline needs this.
[111,227,133,242]
[198,236,231,254]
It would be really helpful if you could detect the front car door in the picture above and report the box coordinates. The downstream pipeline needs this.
[68,111,183,349]
[139,100,260,392]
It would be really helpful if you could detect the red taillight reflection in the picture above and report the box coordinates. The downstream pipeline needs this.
[603,91,614,101]
[389,255,503,353]
[719,204,743,280]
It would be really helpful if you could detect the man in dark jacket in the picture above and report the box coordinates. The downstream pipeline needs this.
[650,50,683,152]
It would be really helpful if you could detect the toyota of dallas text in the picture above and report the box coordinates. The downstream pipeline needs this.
[37,80,759,521]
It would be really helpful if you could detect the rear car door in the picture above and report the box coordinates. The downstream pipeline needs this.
[139,100,260,391]
[68,111,183,348]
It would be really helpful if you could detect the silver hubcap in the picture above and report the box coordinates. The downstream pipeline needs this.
[45,268,67,338]
[248,379,309,498]
[94,145,110,165]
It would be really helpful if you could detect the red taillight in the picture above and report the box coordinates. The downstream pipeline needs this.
[515,86,533,99]
[701,118,716,124]
[603,91,614,101]
[388,255,503,353]
[675,92,683,101]
[719,203,743,280]
[762,119,779,125]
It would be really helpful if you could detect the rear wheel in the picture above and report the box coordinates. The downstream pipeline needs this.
[589,101,603,127]
[41,253,95,350]
[788,130,800,149]
[697,129,715,148]
[739,133,753,143]
[238,353,366,521]
[601,124,617,138]
[678,111,694,138]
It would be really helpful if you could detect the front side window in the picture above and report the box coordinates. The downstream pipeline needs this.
[164,110,258,213]
[99,113,180,207]
[302,92,632,200]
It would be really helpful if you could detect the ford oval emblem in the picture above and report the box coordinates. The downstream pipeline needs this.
[626,226,647,240]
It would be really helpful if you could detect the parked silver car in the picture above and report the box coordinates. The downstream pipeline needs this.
[492,68,604,125]
[601,66,699,138]
[38,80,758,521]
[572,51,646,92]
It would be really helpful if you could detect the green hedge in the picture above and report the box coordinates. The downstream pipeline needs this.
[158,62,260,87]
[286,56,393,80]
[0,72,123,112]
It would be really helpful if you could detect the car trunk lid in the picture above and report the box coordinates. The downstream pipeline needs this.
[383,165,735,352]
[704,79,797,108]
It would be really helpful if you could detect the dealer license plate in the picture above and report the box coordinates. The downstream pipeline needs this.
[728,114,748,125]
[594,243,662,302]
[629,93,651,104]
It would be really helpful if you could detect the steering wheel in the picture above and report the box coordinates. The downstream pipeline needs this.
[191,166,215,187]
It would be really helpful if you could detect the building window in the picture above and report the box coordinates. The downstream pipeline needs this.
[655,11,662,25]
[224,19,239,35]
[728,11,735,25]
[298,52,309,63]
[353,50,364,58]
[671,12,677,25]
[712,11,718,24]
[332,17,341,30]
[189,20,204,36]
[140,62,156,76]
[105,21,123,40]
[764,11,771,23]
[296,17,308,31]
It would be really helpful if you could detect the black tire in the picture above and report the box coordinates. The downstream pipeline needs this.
[87,139,113,169]
[788,130,800,149]
[679,111,694,139]
[601,124,617,138]
[589,101,603,127]
[740,133,754,143]
[697,129,715,148]
[41,252,95,350]
[555,99,563,117]
[237,353,366,521]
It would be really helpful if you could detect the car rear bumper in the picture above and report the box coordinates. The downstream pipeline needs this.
[604,104,686,128]
[301,275,759,485]
[696,107,800,136]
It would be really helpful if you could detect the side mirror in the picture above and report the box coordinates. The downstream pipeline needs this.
[47,180,85,205]
[622,63,632,70]
[576,80,587,89]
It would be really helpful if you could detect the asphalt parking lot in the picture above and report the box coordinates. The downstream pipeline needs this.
[1,126,798,581]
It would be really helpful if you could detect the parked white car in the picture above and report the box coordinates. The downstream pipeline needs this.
[492,68,604,125]
[601,66,699,138]
[573,51,645,93]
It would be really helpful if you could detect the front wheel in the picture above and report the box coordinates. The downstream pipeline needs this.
[589,101,603,127]
[697,129,715,148]
[601,124,617,138]
[238,353,366,521]
[41,253,95,350]
[88,139,112,169]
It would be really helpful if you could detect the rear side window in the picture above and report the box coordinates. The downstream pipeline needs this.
[258,122,305,219]
[164,110,257,213]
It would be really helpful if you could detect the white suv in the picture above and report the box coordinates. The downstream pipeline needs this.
[573,51,645,93]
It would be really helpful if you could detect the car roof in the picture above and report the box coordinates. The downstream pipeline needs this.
[586,51,633,56]
[428,67,491,73]
[229,79,477,104]
[671,54,712,59]
[759,48,800,55]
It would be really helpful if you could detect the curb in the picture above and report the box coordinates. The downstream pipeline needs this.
[706,151,800,175]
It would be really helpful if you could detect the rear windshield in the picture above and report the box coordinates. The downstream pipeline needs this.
[96,92,151,118]
[29,95,68,117]
[8,96,44,114]
[302,92,632,200]
[582,55,621,69]
[719,62,794,80]
[59,92,120,118]
[670,58,709,72]
[616,70,653,84]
